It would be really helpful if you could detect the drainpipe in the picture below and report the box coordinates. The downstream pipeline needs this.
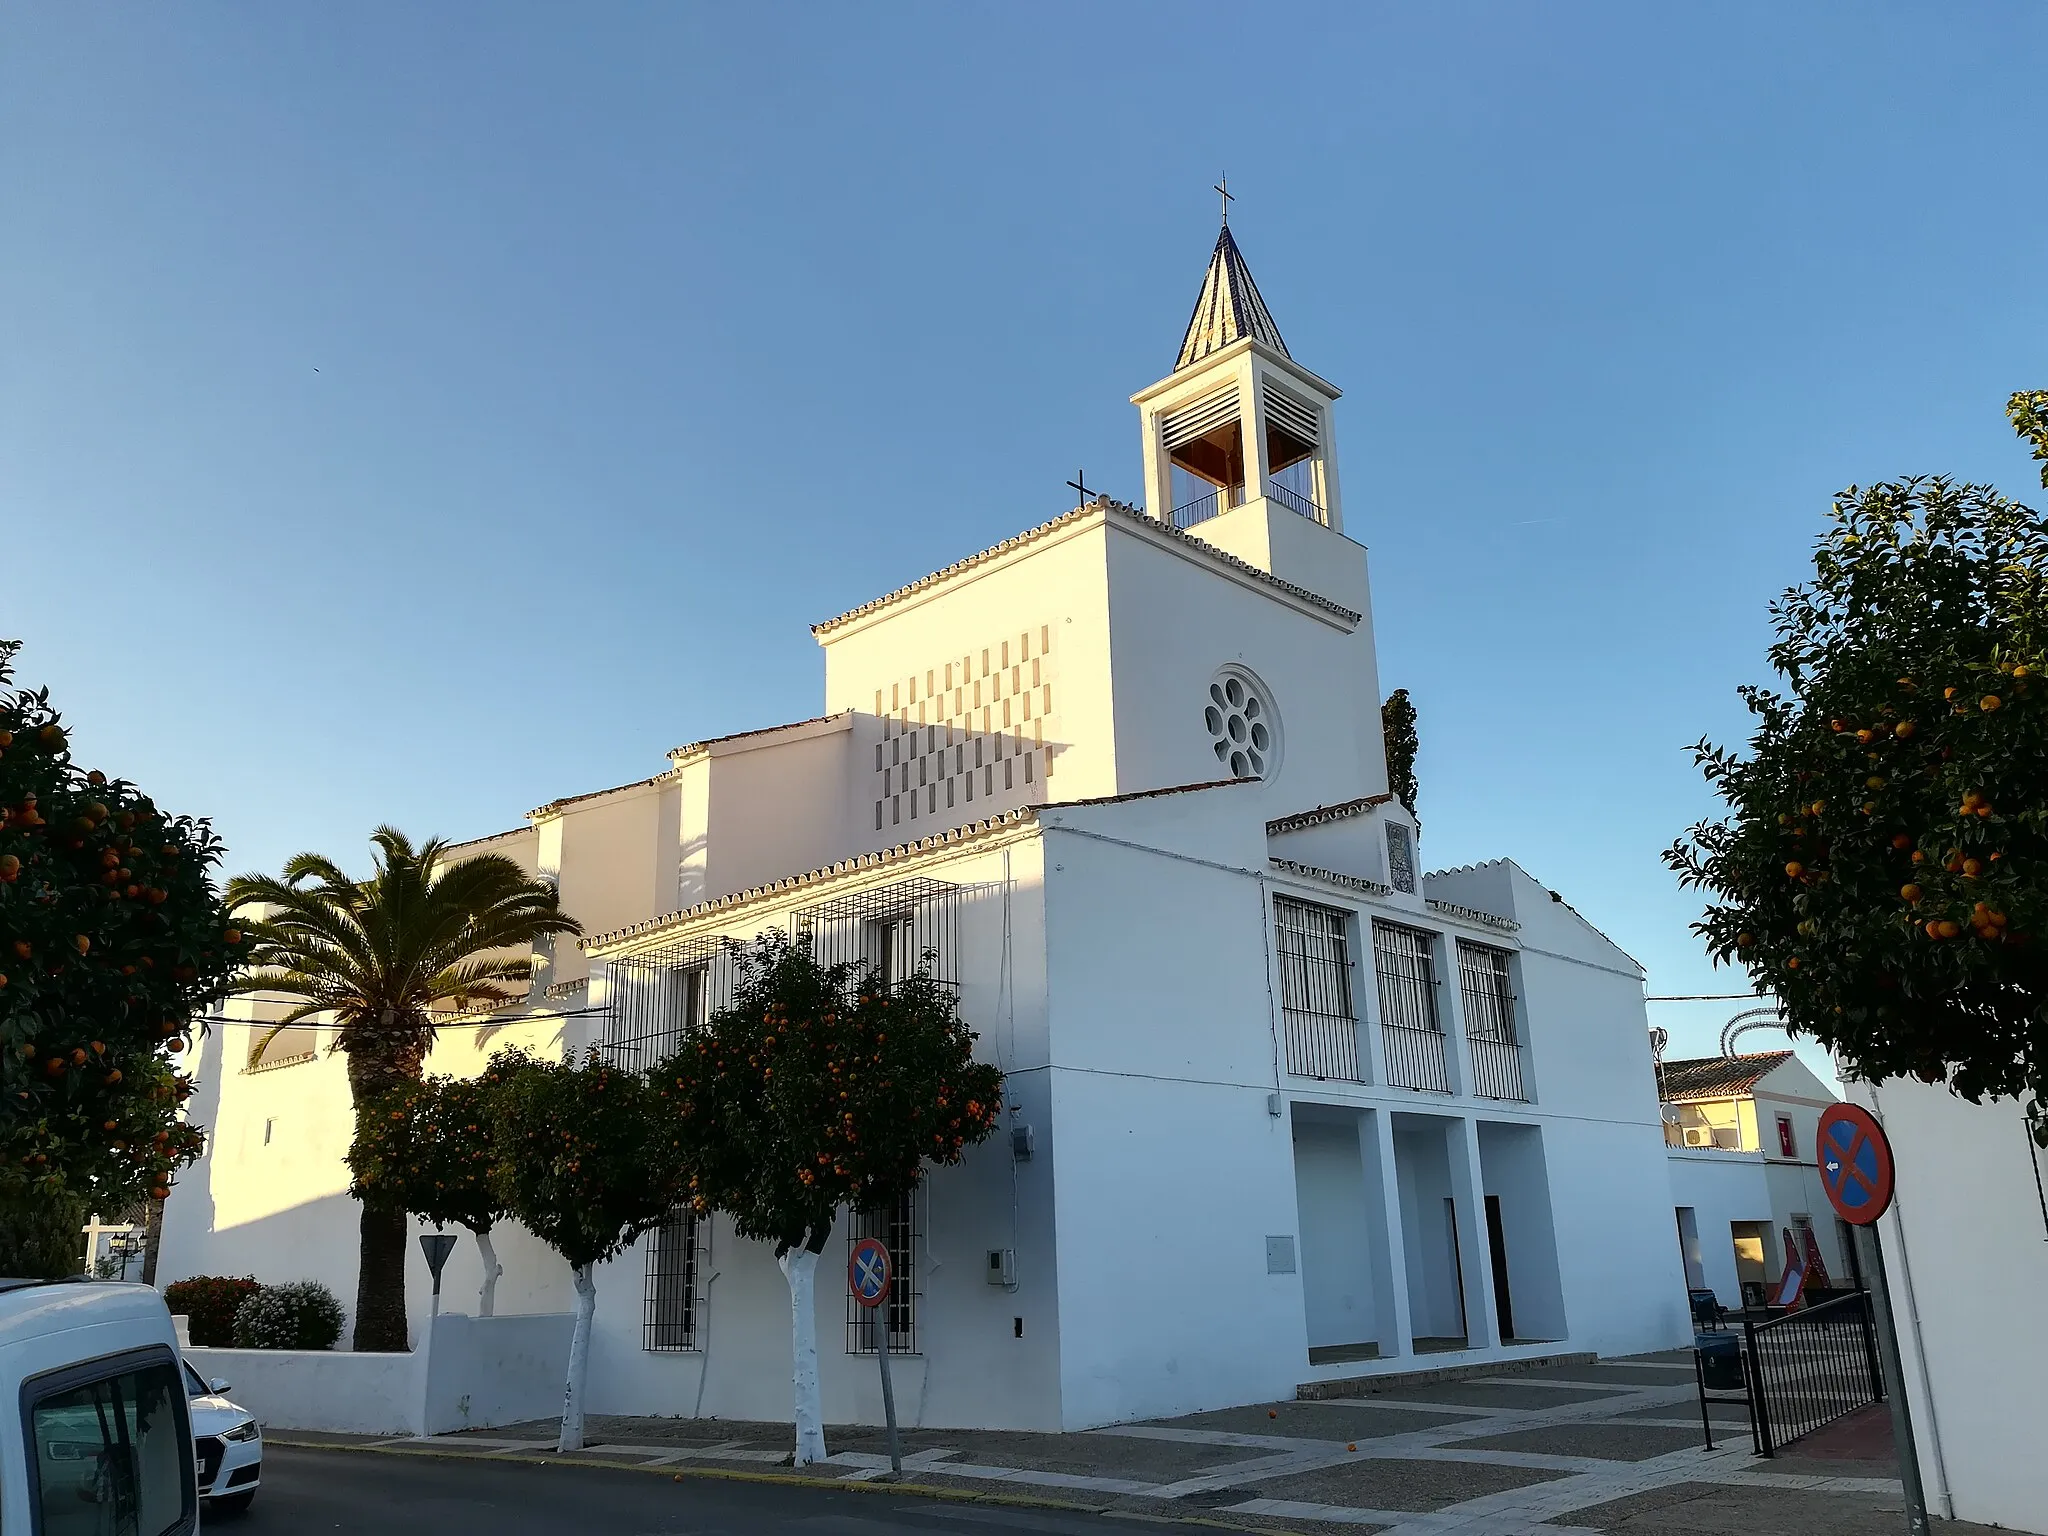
[1867,1086,1954,1519]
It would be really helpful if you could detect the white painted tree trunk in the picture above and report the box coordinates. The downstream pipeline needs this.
[558,1264,596,1453]
[777,1244,829,1465]
[475,1229,501,1319]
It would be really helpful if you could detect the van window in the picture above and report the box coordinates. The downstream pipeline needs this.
[27,1351,193,1536]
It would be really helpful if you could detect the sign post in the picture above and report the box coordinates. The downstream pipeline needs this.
[847,1236,901,1477]
[419,1232,459,1321]
[1817,1103,1928,1536]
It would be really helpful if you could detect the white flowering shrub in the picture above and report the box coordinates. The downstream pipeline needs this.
[231,1280,345,1350]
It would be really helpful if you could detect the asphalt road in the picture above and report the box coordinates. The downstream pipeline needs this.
[232,1445,1219,1535]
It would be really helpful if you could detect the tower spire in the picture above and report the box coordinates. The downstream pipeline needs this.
[1174,217,1288,371]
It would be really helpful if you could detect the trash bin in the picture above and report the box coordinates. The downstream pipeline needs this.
[1695,1330,1743,1391]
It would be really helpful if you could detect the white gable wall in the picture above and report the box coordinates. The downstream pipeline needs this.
[1101,519,1387,823]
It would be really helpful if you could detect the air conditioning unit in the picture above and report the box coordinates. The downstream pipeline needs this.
[1683,1128,1715,1147]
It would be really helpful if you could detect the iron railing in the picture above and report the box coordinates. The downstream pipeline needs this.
[1171,483,1241,529]
[796,878,968,990]
[1275,897,1361,1081]
[1381,1022,1452,1093]
[845,1192,920,1355]
[1266,478,1325,523]
[1458,943,1527,1102]
[1744,1291,1883,1456]
[1374,922,1450,1092]
[642,1207,708,1351]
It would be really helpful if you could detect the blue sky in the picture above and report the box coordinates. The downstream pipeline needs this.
[5,4,2044,1077]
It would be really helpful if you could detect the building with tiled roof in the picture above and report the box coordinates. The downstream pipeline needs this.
[167,217,1686,1441]
[1655,1043,1848,1312]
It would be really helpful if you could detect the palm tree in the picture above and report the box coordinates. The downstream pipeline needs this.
[228,826,581,1352]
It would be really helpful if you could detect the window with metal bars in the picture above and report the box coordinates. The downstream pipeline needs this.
[1274,897,1361,1081]
[1373,921,1449,1092]
[798,879,966,994]
[642,1206,708,1351]
[1457,942,1527,1102]
[604,936,742,1072]
[845,1190,919,1354]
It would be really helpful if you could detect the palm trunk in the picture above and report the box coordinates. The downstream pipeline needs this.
[475,1228,501,1318]
[558,1264,597,1453]
[778,1222,832,1466]
[346,1029,424,1353]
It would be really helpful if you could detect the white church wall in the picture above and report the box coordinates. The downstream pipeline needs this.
[160,1001,583,1345]
[576,828,1067,1431]
[1269,812,1391,886]
[699,716,855,900]
[1845,1080,2048,1533]
[540,779,675,989]
[818,515,1119,827]
[1037,815,1308,1426]
[1101,519,1387,824]
[1540,1109,1691,1357]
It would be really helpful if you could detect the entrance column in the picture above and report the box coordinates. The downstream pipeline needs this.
[1449,1117,1500,1350]
[1364,1109,1415,1358]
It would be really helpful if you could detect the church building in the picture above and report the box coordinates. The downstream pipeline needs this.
[163,222,1690,1431]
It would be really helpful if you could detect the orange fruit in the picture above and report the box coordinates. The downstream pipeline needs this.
[1785,861,1805,878]
[1937,920,1961,939]
[1901,884,1923,903]
[1894,721,1915,738]
[1982,695,2002,711]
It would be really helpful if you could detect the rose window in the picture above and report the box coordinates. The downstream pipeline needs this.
[1205,671,1278,779]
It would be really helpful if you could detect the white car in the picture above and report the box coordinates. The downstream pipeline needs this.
[184,1361,262,1514]
[1,1276,198,1534]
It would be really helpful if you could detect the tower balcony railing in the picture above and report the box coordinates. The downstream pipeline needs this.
[1265,478,1327,524]
[1171,482,1243,530]
[1170,477,1328,529]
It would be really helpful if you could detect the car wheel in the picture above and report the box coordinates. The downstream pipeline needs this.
[211,1491,256,1516]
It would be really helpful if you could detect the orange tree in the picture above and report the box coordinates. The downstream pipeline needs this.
[1668,435,2048,1141]
[486,1048,676,1452]
[0,640,237,1265]
[650,930,1002,1465]
[346,1067,512,1316]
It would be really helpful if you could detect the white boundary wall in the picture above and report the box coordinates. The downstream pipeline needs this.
[1848,1079,2048,1532]
[184,1312,573,1437]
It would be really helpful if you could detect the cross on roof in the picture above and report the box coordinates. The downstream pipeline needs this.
[1066,470,1097,504]
[1215,176,1234,225]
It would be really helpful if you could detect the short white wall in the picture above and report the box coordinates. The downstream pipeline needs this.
[423,1312,574,1434]
[183,1345,425,1436]
[185,1311,575,1438]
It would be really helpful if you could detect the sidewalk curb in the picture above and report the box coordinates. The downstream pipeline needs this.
[265,1435,1272,1532]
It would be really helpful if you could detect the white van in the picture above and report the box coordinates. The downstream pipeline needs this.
[0,1277,199,1535]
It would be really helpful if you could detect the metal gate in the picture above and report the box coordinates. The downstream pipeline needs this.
[1743,1291,1884,1455]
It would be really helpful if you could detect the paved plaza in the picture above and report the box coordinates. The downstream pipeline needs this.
[272,1351,1995,1535]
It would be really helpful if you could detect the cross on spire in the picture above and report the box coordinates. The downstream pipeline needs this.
[1214,176,1234,225]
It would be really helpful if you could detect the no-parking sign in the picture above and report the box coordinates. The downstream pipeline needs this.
[848,1236,892,1309]
[1817,1103,1896,1226]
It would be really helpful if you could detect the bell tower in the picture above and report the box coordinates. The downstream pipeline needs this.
[1131,213,1348,585]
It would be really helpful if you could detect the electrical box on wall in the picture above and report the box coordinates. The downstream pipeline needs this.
[987,1248,1017,1286]
[1010,1123,1035,1161]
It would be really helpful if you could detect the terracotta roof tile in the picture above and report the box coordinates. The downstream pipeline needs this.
[1266,793,1392,836]
[1657,1052,1793,1103]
